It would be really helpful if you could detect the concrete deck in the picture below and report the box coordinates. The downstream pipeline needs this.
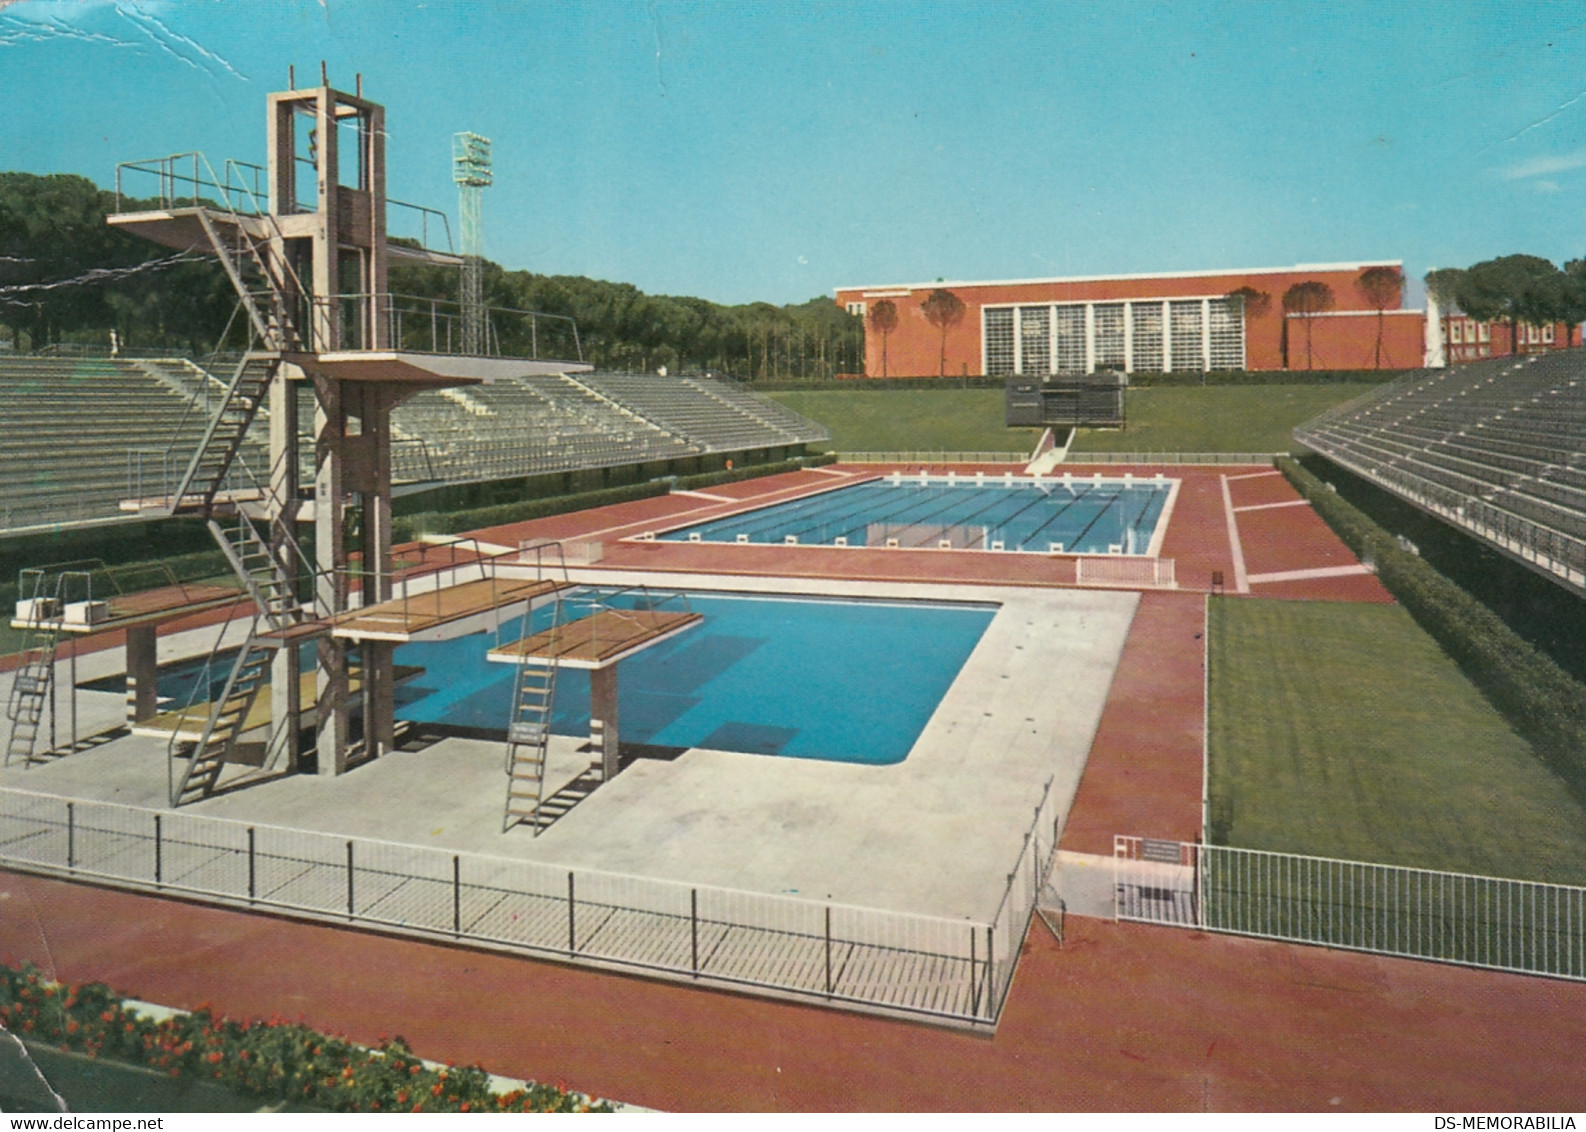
[0,574,1135,924]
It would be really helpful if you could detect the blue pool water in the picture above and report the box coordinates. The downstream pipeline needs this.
[658,477,1172,555]
[392,591,995,764]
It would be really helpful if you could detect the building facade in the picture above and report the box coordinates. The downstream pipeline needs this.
[833,262,1424,377]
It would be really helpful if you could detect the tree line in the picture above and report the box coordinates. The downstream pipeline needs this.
[0,171,864,380]
[1424,254,1586,355]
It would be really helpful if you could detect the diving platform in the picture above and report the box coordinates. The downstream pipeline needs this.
[329,576,573,643]
[486,607,703,670]
[11,583,244,637]
[107,207,463,269]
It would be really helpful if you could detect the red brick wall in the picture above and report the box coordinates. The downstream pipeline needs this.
[836,264,1407,376]
[1283,310,1425,371]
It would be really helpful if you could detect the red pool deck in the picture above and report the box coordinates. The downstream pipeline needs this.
[2,870,1582,1111]
[1060,590,1207,853]
[0,461,1490,1112]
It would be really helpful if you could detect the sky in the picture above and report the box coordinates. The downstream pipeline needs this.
[3,0,1586,307]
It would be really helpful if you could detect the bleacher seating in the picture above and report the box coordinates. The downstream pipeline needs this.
[0,356,829,533]
[1295,349,1586,591]
[574,372,829,452]
[0,356,262,531]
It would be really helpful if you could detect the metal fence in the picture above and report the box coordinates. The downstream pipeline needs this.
[836,452,1280,467]
[1074,557,1177,589]
[985,778,1062,1010]
[1292,441,1586,590]
[0,787,1031,1027]
[839,452,1028,465]
[1114,837,1586,981]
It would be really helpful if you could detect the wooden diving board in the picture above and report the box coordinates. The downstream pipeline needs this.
[487,608,703,670]
[131,670,358,742]
[11,584,247,636]
[330,577,573,642]
[129,664,421,742]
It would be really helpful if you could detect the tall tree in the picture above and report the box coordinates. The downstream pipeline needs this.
[1561,259,1586,348]
[919,288,966,380]
[1225,286,1272,367]
[1357,265,1405,369]
[1456,254,1563,354]
[1281,280,1334,370]
[867,299,899,378]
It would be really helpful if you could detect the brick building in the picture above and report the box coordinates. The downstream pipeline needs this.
[833,261,1426,377]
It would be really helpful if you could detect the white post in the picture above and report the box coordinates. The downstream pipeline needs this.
[1161,300,1173,373]
[1424,279,1446,368]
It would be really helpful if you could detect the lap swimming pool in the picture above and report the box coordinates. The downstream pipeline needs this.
[657,475,1174,555]
[394,590,995,765]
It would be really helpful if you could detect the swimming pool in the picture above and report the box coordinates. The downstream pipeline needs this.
[657,476,1174,555]
[393,590,994,764]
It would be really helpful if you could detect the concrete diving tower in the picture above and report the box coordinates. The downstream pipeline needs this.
[97,75,589,804]
[487,594,703,834]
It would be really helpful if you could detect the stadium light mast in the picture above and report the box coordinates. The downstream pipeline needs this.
[453,131,492,355]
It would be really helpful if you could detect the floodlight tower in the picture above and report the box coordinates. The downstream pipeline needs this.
[453,132,492,355]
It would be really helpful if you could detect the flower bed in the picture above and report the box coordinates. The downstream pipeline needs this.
[0,962,609,1113]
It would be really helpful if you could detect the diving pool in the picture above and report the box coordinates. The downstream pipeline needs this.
[393,590,995,765]
[657,475,1174,555]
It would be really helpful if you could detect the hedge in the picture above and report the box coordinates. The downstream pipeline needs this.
[1277,455,1586,801]
[671,451,837,492]
[0,961,608,1113]
[393,481,670,542]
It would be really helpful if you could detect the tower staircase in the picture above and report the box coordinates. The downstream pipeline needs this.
[167,459,332,807]
[503,541,571,834]
[4,569,68,768]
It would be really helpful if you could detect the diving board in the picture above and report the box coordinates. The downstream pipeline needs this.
[486,608,703,670]
[330,577,573,643]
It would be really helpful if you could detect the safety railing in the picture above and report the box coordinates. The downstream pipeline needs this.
[1074,557,1177,588]
[839,451,1028,465]
[113,154,456,264]
[306,293,583,362]
[1114,837,1586,981]
[1295,439,1586,588]
[984,777,1061,1015]
[0,787,1005,1027]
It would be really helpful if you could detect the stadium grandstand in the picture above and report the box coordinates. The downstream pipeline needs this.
[0,354,828,535]
[1295,349,1586,597]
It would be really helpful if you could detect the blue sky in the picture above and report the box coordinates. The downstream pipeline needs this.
[3,0,1586,306]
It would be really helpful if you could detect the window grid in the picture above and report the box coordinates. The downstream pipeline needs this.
[1208,297,1244,370]
[1054,305,1086,373]
[1131,304,1164,372]
[1170,301,1205,372]
[983,308,1014,376]
[1019,306,1051,375]
[1092,304,1126,369]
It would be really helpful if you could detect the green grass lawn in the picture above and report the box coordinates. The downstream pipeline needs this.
[1069,383,1381,454]
[1208,597,1586,885]
[770,382,1380,455]
[768,388,1039,453]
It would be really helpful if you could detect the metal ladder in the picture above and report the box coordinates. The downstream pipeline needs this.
[168,463,330,806]
[4,569,66,767]
[503,542,571,834]
[168,619,274,806]
[165,353,279,516]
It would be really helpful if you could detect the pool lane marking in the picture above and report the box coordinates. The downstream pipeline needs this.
[1219,475,1251,594]
[561,474,883,544]
[1232,499,1310,514]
